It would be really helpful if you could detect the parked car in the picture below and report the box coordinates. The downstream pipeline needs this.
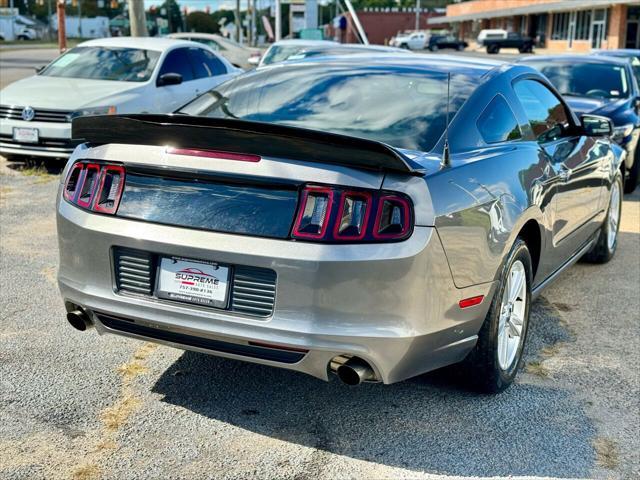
[260,43,406,66]
[520,55,639,192]
[258,39,338,67]
[595,49,640,82]
[476,29,508,46]
[59,54,624,393]
[484,32,534,54]
[390,31,427,50]
[427,35,467,52]
[0,37,240,161]
[168,32,262,69]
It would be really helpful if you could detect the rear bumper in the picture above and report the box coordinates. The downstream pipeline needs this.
[57,198,494,384]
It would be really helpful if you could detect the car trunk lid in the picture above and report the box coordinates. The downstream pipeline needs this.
[71,115,420,239]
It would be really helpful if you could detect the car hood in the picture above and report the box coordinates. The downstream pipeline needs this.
[565,96,629,118]
[0,75,143,110]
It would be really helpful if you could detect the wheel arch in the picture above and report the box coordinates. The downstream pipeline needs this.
[516,219,542,280]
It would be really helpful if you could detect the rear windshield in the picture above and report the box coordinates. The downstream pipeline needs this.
[522,60,630,99]
[40,46,161,82]
[179,63,476,152]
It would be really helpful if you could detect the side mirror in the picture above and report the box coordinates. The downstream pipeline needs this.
[157,72,183,87]
[581,114,613,137]
[34,65,45,73]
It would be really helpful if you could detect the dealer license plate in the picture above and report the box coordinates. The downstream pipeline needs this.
[13,127,39,144]
[157,257,229,308]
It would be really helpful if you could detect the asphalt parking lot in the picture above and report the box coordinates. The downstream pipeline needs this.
[0,158,638,480]
[1,47,639,480]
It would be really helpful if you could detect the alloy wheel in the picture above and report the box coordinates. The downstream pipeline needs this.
[497,260,527,370]
[607,181,621,251]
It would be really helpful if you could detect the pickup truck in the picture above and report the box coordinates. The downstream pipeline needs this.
[484,33,534,54]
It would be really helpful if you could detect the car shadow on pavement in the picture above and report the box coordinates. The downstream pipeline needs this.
[151,298,594,478]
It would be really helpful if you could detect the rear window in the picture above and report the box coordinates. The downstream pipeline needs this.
[180,63,476,152]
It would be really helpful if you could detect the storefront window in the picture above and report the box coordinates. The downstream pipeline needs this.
[575,10,591,40]
[551,12,570,40]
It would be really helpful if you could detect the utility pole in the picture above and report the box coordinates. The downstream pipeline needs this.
[9,0,15,40]
[415,0,420,31]
[235,0,240,42]
[251,0,257,46]
[47,0,53,41]
[57,0,66,52]
[77,0,82,38]
[275,0,281,41]
[128,0,148,37]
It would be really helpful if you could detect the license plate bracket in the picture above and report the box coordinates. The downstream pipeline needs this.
[156,256,230,308]
[13,127,39,144]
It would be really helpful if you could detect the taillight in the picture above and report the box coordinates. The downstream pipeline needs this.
[63,162,83,202]
[372,195,412,240]
[76,163,100,208]
[62,161,126,215]
[292,185,413,243]
[292,186,334,239]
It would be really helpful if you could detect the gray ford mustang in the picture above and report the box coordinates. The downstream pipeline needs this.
[57,54,625,393]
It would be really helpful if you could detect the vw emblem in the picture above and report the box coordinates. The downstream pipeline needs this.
[21,106,35,122]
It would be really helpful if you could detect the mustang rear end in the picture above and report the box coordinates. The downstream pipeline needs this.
[56,114,489,385]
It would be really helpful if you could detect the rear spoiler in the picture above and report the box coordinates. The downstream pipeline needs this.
[71,114,424,176]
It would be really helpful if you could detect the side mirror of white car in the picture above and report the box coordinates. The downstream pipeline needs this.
[157,73,183,87]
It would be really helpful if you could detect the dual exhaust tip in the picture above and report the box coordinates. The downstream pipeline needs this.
[66,308,92,331]
[335,356,377,385]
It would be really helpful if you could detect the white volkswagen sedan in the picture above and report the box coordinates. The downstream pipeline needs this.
[0,37,241,161]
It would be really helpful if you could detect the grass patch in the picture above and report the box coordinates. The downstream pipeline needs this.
[100,395,141,431]
[71,463,101,480]
[540,342,565,358]
[593,437,619,469]
[525,361,551,378]
[20,165,53,177]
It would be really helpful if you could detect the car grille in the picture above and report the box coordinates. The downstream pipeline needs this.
[231,266,277,317]
[113,247,277,318]
[114,249,154,295]
[0,105,71,123]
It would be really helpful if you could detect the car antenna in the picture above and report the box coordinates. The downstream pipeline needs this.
[441,72,452,168]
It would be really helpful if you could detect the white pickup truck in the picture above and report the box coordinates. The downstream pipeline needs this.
[390,31,427,50]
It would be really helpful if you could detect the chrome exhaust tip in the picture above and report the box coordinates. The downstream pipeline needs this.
[336,357,376,386]
[66,308,92,331]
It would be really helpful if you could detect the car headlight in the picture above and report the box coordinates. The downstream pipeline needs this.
[67,106,117,122]
[611,123,634,142]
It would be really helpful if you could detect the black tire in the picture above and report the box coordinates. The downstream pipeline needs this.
[457,44,464,51]
[487,45,499,54]
[400,43,409,50]
[583,173,623,263]
[461,238,532,394]
[623,146,639,193]
[429,45,438,52]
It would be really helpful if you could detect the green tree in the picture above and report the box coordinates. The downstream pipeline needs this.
[186,11,218,34]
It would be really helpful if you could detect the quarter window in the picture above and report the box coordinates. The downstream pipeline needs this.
[158,48,194,82]
[514,80,570,143]
[477,95,522,144]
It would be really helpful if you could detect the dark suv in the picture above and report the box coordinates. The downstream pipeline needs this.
[428,35,468,52]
